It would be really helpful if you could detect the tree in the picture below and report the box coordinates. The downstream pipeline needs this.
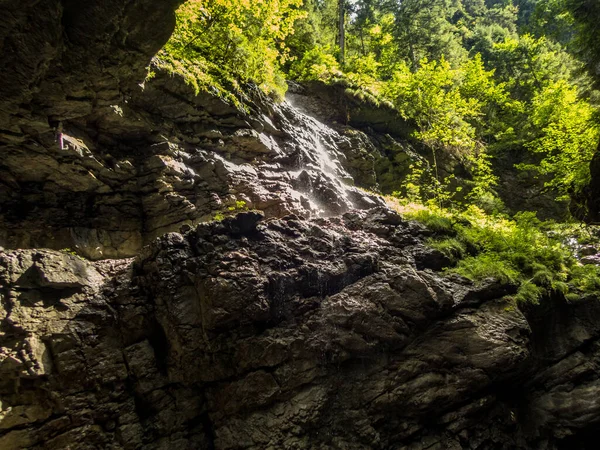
[565,0,600,82]
[159,0,304,99]
[391,0,467,70]
[338,0,346,65]
[519,80,599,198]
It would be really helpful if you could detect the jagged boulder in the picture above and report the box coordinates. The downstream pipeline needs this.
[2,210,600,449]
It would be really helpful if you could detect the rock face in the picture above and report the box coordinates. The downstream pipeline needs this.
[0,1,384,259]
[2,1,600,449]
[0,0,181,258]
[0,59,385,259]
[2,210,600,449]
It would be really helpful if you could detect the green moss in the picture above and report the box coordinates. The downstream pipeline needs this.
[212,200,248,222]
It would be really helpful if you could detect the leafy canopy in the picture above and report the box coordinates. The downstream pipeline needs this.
[158,0,305,101]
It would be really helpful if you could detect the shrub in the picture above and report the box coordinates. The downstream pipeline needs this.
[396,201,600,303]
[288,46,342,82]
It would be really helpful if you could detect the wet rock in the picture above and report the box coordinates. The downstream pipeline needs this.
[0,65,387,258]
[579,245,599,257]
[221,211,264,235]
[583,143,600,222]
[581,254,600,265]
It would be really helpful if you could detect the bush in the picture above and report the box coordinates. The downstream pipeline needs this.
[396,202,600,303]
[288,46,342,82]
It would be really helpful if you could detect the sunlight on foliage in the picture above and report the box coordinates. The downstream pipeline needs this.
[288,45,342,82]
[518,80,600,198]
[278,1,600,205]
[155,0,600,307]
[159,0,305,101]
[391,201,600,304]
[385,58,482,154]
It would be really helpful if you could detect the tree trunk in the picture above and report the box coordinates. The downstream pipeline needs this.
[338,0,345,66]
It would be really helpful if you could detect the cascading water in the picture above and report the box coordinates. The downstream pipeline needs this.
[277,98,359,217]
[204,90,384,222]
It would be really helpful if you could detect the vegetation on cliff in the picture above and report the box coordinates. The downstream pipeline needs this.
[156,0,304,103]
[395,202,600,303]
[160,0,599,207]
[158,0,600,300]
[285,0,599,207]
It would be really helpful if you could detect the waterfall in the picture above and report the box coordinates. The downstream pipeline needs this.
[278,98,358,217]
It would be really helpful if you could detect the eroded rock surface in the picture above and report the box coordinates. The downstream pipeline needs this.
[1,64,389,259]
[2,1,600,448]
[2,210,600,449]
[0,0,384,259]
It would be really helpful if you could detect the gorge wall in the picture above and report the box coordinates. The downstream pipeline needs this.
[1,1,600,449]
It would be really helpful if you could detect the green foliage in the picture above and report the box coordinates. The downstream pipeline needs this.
[230,200,248,211]
[288,45,342,82]
[212,200,248,221]
[517,79,600,198]
[345,53,381,90]
[399,160,429,204]
[400,205,455,233]
[488,34,582,101]
[154,0,600,307]
[464,150,504,212]
[570,264,600,293]
[454,254,521,284]
[429,238,467,264]
[160,0,305,100]
[392,0,468,68]
[285,0,338,61]
[279,0,600,206]
[528,0,575,46]
[399,203,600,303]
[158,0,600,250]
[383,55,513,210]
[514,281,544,304]
[564,0,600,82]
[385,57,481,153]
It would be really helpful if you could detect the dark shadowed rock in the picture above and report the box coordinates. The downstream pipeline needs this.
[2,213,600,449]
[2,1,600,449]
[222,211,264,235]
[585,144,600,223]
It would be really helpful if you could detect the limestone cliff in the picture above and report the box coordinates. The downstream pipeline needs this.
[1,1,600,449]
